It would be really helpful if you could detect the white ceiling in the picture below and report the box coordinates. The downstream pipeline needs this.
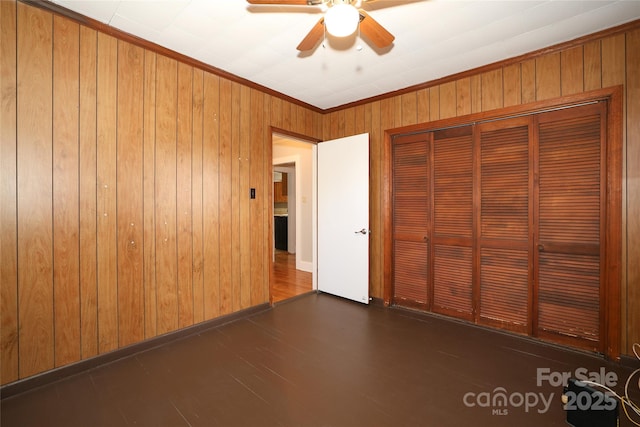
[49,0,640,110]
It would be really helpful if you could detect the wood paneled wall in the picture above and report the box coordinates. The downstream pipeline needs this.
[0,0,322,385]
[321,22,640,356]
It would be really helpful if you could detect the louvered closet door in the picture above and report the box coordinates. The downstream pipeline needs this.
[392,134,430,308]
[432,127,473,319]
[478,119,531,332]
[535,103,605,351]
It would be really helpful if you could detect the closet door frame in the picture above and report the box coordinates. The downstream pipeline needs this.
[382,86,623,360]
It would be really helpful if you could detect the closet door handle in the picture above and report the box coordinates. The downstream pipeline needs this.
[538,244,545,252]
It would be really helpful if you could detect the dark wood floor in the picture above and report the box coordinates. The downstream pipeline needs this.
[270,250,313,303]
[1,293,638,427]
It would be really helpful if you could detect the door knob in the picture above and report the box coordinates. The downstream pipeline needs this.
[354,228,369,235]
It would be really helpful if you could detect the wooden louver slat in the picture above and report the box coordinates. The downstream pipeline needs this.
[394,240,428,305]
[480,125,529,241]
[480,248,529,327]
[433,244,473,316]
[433,132,473,239]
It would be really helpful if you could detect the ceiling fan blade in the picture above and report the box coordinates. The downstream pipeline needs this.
[297,18,325,51]
[247,0,321,4]
[358,9,395,48]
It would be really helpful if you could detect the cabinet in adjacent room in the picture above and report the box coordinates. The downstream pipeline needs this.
[274,215,288,251]
[274,172,288,203]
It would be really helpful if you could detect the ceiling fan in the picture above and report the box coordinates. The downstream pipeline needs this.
[247,0,396,51]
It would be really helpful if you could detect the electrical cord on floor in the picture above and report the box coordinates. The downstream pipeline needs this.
[576,343,640,426]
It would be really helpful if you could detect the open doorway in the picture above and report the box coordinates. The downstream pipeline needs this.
[271,132,317,303]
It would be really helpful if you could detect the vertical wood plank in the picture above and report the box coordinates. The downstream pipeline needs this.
[295,104,305,135]
[535,53,561,100]
[560,46,584,95]
[336,109,345,138]
[440,82,456,119]
[380,98,395,136]
[270,96,282,129]
[338,108,347,137]
[191,68,205,324]
[202,72,220,320]
[282,100,292,130]
[416,88,429,124]
[393,96,402,127]
[53,15,80,367]
[481,68,503,111]
[292,103,300,134]
[291,104,299,134]
[116,41,144,347]
[322,106,331,140]
[231,82,241,313]
[96,32,118,353]
[328,111,339,140]
[344,106,356,135]
[0,0,19,384]
[250,89,265,306]
[429,86,440,121]
[218,78,232,315]
[142,50,157,338]
[304,107,314,137]
[79,25,98,359]
[503,63,521,107]
[456,77,471,117]
[240,85,252,309]
[354,104,366,134]
[299,106,307,136]
[602,34,625,87]
[626,28,640,353]
[401,92,417,126]
[155,55,178,335]
[521,59,536,104]
[364,102,372,135]
[584,40,602,91]
[470,75,482,113]
[313,109,323,140]
[17,3,54,377]
[177,62,194,328]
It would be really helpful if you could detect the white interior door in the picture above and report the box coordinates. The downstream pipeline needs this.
[317,133,369,304]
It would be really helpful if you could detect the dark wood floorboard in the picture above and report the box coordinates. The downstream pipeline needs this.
[2,293,638,427]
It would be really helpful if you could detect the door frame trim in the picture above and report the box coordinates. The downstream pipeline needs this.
[382,86,623,360]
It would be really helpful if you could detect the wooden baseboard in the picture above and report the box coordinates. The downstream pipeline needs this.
[0,303,270,400]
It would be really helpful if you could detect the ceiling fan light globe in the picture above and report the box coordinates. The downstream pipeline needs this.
[324,4,359,37]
